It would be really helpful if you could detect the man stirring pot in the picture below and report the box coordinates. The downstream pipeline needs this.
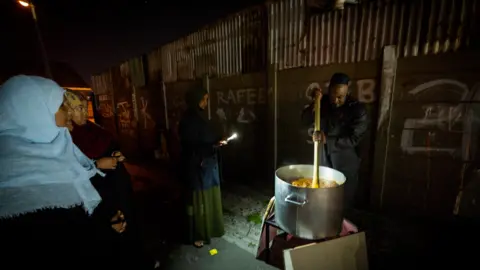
[301,73,368,209]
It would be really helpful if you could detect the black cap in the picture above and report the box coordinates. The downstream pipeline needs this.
[329,73,350,86]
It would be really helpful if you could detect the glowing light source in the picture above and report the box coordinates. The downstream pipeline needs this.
[226,133,238,141]
[18,1,30,7]
[63,87,92,91]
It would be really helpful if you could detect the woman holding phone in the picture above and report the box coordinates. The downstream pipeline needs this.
[179,88,227,248]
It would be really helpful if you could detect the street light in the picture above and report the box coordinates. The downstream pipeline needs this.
[17,0,52,79]
[18,0,29,7]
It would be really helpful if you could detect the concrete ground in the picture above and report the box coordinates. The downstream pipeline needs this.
[126,162,276,269]
[163,238,276,270]
[158,182,275,269]
[126,162,480,270]
[221,183,272,255]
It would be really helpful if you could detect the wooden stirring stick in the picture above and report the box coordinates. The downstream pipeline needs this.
[312,96,321,188]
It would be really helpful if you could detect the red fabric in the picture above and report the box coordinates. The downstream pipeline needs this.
[70,121,115,159]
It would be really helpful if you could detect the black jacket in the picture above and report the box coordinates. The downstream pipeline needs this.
[301,95,368,207]
[179,108,222,191]
[301,95,368,155]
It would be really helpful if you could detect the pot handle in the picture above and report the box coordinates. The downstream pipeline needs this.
[285,194,307,207]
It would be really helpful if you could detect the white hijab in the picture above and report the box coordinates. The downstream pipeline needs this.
[0,75,102,218]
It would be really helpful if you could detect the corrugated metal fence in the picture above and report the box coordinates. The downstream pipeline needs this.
[93,0,480,88]
[269,0,479,69]
[90,0,480,216]
[161,5,267,82]
[157,0,479,80]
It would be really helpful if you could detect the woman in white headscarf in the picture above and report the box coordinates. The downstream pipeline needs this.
[0,75,109,267]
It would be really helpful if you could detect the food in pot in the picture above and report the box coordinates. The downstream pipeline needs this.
[291,178,338,188]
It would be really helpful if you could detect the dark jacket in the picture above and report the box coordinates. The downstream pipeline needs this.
[301,95,368,206]
[301,95,368,156]
[179,108,222,191]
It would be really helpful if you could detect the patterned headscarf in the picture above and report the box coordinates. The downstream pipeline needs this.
[64,89,86,110]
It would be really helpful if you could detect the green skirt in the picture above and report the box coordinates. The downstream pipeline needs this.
[186,186,225,243]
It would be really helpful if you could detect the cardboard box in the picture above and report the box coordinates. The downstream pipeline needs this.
[283,232,368,270]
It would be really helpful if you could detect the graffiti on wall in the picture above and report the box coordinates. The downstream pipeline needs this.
[99,103,114,118]
[167,94,186,132]
[117,101,137,137]
[215,87,267,125]
[98,95,114,118]
[400,79,480,163]
[304,79,376,103]
[139,96,156,129]
[164,93,187,155]
[305,79,377,144]
[132,89,139,121]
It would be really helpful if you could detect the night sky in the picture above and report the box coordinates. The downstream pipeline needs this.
[0,0,264,83]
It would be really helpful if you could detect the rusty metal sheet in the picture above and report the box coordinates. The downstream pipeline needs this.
[135,84,165,158]
[125,57,146,88]
[111,65,140,158]
[91,57,149,158]
[161,6,268,82]
[91,70,117,134]
[268,0,480,69]
[378,51,480,216]
[146,48,162,83]
[208,72,269,183]
[91,70,114,96]
[95,93,116,135]
[107,0,479,86]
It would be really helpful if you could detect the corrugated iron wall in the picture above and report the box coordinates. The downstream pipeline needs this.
[161,5,267,82]
[375,51,480,217]
[268,0,479,69]
[147,48,162,83]
[91,0,480,159]
[92,55,166,159]
[157,0,480,83]
[91,69,117,134]
[91,70,114,96]
[87,0,480,216]
[92,0,480,151]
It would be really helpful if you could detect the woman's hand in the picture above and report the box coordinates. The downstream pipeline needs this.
[112,151,126,162]
[218,140,228,146]
[110,210,127,234]
[216,138,228,147]
[96,157,118,170]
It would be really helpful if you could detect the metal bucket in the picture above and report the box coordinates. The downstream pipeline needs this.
[274,164,346,240]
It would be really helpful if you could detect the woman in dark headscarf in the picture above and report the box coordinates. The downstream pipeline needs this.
[179,88,226,248]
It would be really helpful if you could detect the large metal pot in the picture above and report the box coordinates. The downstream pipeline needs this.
[274,164,346,240]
